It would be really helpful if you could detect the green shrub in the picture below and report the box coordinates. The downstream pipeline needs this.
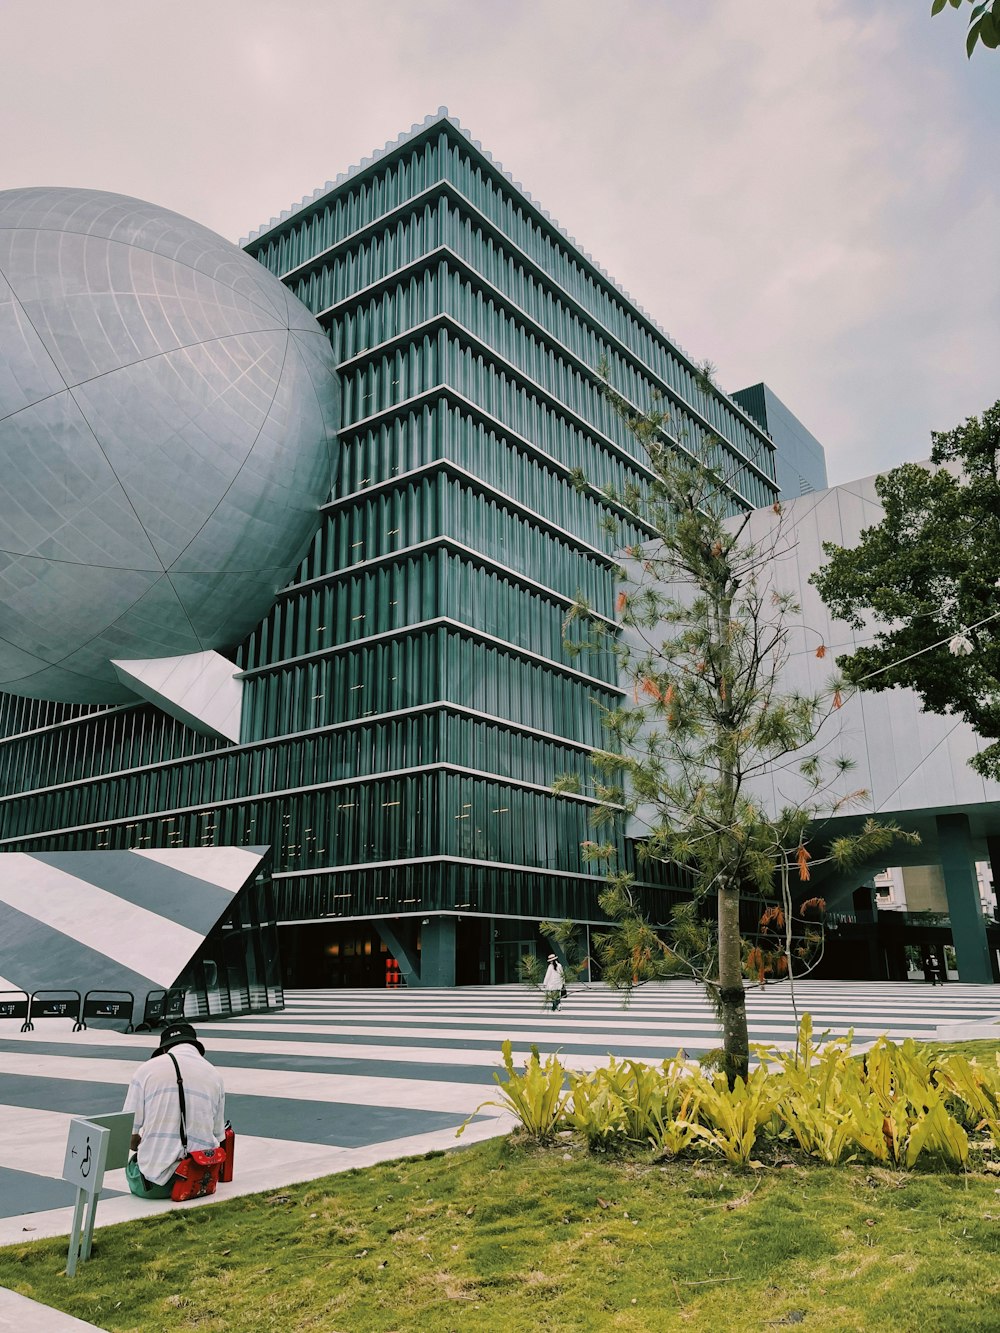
[934,1052,1000,1147]
[475,1016,998,1170]
[566,1065,629,1149]
[768,1017,861,1165]
[687,1066,776,1166]
[458,1040,570,1141]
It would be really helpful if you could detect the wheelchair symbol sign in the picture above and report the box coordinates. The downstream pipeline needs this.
[63,1119,108,1195]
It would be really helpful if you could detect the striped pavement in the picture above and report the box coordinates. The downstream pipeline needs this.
[1,979,998,1246]
[0,848,268,999]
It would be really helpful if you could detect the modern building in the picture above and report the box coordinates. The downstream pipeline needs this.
[875,864,997,918]
[738,473,1000,983]
[732,381,828,499]
[0,110,785,988]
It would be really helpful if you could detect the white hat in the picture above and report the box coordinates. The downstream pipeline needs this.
[547,953,557,961]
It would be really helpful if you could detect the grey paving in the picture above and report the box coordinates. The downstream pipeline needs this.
[0,1287,108,1331]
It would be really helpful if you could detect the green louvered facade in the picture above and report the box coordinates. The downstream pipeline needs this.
[0,113,779,986]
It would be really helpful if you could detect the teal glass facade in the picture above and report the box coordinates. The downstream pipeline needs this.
[0,114,779,985]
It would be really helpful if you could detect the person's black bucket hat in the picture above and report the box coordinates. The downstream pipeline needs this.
[151,1021,205,1057]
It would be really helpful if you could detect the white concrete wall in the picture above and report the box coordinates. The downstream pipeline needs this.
[741,474,1000,823]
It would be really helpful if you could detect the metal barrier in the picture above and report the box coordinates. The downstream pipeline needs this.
[22,990,82,1033]
[135,986,186,1031]
[74,990,135,1033]
[0,989,29,1024]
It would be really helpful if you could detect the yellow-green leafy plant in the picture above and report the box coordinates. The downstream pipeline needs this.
[632,1056,704,1154]
[688,1065,777,1166]
[769,1017,861,1165]
[847,1035,968,1167]
[901,1086,969,1168]
[861,1037,950,1166]
[934,1053,1000,1146]
[474,1020,984,1168]
[566,1065,629,1148]
[568,1056,713,1157]
[648,1069,710,1158]
[457,1040,569,1141]
[613,1057,685,1144]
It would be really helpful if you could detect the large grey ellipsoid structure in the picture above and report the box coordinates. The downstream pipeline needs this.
[0,187,341,704]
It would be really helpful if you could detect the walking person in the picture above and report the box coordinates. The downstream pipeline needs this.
[542,953,565,1011]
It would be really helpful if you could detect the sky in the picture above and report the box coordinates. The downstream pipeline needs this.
[2,0,997,485]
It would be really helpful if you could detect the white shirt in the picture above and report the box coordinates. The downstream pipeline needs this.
[542,961,564,991]
[123,1043,226,1185]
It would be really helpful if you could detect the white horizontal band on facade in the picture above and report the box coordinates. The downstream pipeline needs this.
[278,179,447,282]
[277,534,618,629]
[319,454,616,566]
[338,310,715,499]
[343,239,771,463]
[271,852,615,883]
[337,378,657,530]
[0,702,132,751]
[336,294,774,495]
[277,907,613,928]
[237,615,623,692]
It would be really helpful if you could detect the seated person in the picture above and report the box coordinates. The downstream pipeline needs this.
[123,1022,225,1199]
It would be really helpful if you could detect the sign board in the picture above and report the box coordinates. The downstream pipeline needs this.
[86,999,129,1019]
[77,992,135,1032]
[62,1118,109,1195]
[82,1111,134,1171]
[0,994,28,1020]
[63,1118,110,1277]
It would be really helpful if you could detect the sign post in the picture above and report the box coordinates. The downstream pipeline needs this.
[62,1112,133,1276]
[63,1119,108,1277]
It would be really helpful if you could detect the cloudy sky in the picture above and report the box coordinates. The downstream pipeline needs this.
[3,0,996,484]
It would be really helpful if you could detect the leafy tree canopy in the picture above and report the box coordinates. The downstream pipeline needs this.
[932,0,1000,57]
[812,401,1000,780]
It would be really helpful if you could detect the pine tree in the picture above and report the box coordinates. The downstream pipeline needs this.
[560,387,916,1083]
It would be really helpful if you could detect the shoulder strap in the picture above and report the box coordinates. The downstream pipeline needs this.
[166,1051,188,1152]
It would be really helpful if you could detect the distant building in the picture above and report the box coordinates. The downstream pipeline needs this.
[732,382,828,500]
[0,111,788,990]
[738,472,1000,982]
[875,864,997,918]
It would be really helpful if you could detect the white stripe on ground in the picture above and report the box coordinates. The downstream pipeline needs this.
[0,855,202,986]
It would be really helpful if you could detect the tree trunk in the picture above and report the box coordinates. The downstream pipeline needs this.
[717,882,749,1086]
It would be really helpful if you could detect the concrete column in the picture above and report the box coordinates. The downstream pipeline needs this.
[419,917,456,987]
[851,885,882,979]
[936,814,993,983]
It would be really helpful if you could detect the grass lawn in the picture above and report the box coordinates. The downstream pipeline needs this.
[2,1133,999,1333]
[926,1038,1000,1061]
[2,1037,998,1331]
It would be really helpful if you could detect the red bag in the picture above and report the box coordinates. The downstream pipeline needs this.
[171,1147,227,1202]
[165,1052,227,1202]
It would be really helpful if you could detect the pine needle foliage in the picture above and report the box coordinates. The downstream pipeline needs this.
[567,381,918,1084]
